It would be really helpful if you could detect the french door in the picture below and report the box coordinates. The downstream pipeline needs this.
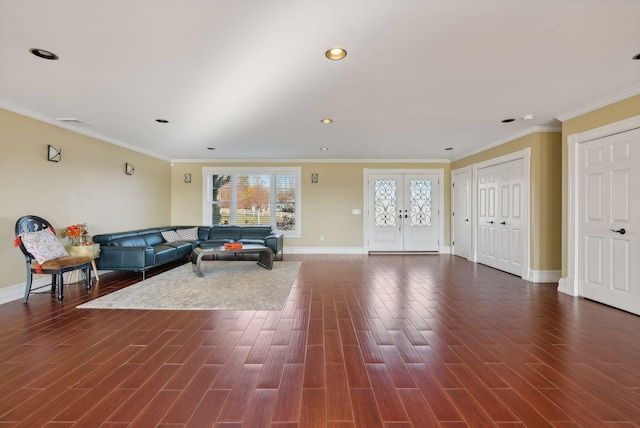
[578,127,640,315]
[367,173,439,252]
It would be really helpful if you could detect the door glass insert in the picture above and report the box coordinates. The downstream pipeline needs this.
[374,179,397,226]
[410,179,431,226]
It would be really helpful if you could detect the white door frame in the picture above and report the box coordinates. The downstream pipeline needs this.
[559,115,640,296]
[471,148,531,279]
[451,166,472,260]
[363,168,444,253]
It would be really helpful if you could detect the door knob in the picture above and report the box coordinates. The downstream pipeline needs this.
[487,221,494,224]
[500,221,506,225]
[465,219,469,222]
[609,228,626,235]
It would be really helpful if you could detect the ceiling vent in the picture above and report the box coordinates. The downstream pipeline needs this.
[56,117,90,126]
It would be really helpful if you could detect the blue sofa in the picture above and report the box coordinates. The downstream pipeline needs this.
[93,225,283,277]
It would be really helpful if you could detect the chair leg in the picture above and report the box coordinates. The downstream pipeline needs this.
[85,266,92,291]
[57,273,64,302]
[23,266,33,303]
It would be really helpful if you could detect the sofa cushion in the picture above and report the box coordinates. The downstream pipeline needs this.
[92,231,137,244]
[237,238,267,245]
[208,226,241,240]
[143,233,165,246]
[239,226,273,239]
[163,241,194,257]
[194,227,208,240]
[200,239,234,248]
[176,227,198,241]
[160,230,181,242]
[153,245,178,265]
[160,230,180,242]
[111,236,147,247]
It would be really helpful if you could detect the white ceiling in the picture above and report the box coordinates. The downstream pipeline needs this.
[1,0,639,162]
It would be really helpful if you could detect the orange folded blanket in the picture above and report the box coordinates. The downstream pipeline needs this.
[224,242,243,250]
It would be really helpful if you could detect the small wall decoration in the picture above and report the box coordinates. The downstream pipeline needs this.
[125,163,135,175]
[47,145,62,162]
[311,173,318,183]
[184,173,192,183]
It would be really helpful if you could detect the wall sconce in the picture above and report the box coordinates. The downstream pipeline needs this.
[311,173,318,183]
[125,163,135,175]
[184,173,192,183]
[47,145,61,162]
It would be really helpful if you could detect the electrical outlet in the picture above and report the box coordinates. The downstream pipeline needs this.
[320,235,325,241]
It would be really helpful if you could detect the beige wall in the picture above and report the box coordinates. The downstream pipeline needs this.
[171,161,451,249]
[560,94,640,277]
[0,108,171,289]
[8,93,636,291]
[452,131,563,271]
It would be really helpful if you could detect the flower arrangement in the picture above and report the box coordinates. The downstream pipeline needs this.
[60,223,90,246]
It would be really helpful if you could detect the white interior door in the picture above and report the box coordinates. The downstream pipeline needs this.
[477,167,497,267]
[368,173,439,252]
[476,158,525,276]
[452,169,471,259]
[496,159,525,276]
[579,128,640,315]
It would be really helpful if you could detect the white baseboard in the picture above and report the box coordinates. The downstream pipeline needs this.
[286,246,452,255]
[0,270,109,305]
[286,247,365,255]
[527,269,562,283]
[0,277,50,305]
[557,277,578,296]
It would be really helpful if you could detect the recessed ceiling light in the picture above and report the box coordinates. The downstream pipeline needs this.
[320,147,329,151]
[155,119,169,123]
[325,48,347,60]
[522,114,535,121]
[445,147,454,151]
[633,52,640,60]
[501,118,516,123]
[320,118,333,124]
[29,48,59,60]
[207,147,215,150]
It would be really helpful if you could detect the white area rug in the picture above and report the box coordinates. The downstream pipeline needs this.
[77,261,301,311]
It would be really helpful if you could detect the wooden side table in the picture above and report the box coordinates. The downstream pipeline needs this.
[68,244,101,282]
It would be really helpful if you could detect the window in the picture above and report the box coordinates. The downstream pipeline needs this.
[203,167,301,236]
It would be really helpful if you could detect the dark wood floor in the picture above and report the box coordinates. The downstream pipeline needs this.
[1,254,639,427]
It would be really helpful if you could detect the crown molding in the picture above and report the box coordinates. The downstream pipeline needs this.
[450,125,561,162]
[0,101,171,162]
[555,84,640,122]
[171,158,452,164]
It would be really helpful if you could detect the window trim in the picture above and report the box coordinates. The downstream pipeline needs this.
[202,166,301,237]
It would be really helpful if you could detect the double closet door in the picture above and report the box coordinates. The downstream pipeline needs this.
[367,173,439,252]
[476,158,525,276]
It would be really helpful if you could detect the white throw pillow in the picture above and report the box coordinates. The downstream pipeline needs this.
[176,227,198,241]
[161,230,182,242]
[20,228,69,264]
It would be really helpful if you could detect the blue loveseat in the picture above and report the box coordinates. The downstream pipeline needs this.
[93,225,283,277]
